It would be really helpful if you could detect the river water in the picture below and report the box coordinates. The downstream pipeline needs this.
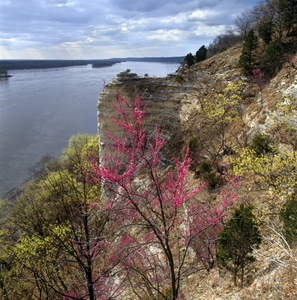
[0,61,179,196]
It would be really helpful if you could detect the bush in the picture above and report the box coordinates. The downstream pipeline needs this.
[280,193,297,246]
[220,46,227,53]
[189,137,198,152]
[266,40,283,58]
[196,161,223,189]
[198,161,212,174]
[250,133,274,157]
[217,204,261,287]
[174,74,183,83]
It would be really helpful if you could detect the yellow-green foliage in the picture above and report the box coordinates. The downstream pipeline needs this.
[15,224,71,263]
[232,147,297,221]
[10,168,100,237]
[199,81,244,124]
[0,133,102,299]
[194,80,245,160]
[62,133,99,174]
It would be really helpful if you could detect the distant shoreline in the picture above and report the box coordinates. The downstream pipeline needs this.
[0,57,183,71]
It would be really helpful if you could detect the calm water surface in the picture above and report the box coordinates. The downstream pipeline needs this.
[0,62,179,196]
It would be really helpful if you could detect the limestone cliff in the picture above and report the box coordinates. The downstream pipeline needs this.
[98,43,297,158]
[97,70,197,158]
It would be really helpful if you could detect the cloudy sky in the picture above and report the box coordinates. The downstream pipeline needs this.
[0,0,258,59]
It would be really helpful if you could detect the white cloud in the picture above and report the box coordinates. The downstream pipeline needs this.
[0,0,260,59]
[147,29,183,41]
[188,10,208,21]
[193,24,226,37]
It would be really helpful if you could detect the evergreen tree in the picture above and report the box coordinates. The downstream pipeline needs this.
[217,204,261,287]
[263,39,283,77]
[258,21,274,45]
[239,29,258,76]
[183,52,195,67]
[195,45,207,63]
[279,0,297,36]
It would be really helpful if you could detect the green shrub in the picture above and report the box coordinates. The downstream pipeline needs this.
[266,40,283,58]
[183,52,195,67]
[189,137,198,152]
[280,193,297,245]
[250,133,274,157]
[198,161,212,174]
[217,204,261,287]
[196,45,207,62]
[196,161,222,189]
[175,74,183,83]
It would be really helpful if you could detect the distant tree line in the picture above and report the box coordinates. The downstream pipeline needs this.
[0,60,91,70]
[0,57,185,71]
[92,61,120,68]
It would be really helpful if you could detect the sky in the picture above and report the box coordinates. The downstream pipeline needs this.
[0,0,259,60]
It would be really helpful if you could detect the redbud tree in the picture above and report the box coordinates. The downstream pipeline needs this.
[251,69,267,97]
[89,95,236,300]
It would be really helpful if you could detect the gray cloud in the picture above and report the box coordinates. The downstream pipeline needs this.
[0,0,259,59]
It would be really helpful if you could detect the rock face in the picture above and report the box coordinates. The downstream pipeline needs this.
[97,70,205,158]
[97,45,249,160]
[97,44,297,159]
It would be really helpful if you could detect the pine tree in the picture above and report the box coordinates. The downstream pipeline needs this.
[239,29,258,76]
[217,204,261,287]
[183,52,195,67]
[279,0,297,36]
[195,45,207,63]
[258,21,274,45]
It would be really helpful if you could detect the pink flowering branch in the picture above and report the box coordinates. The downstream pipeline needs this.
[251,69,267,97]
[188,174,241,271]
[88,94,236,300]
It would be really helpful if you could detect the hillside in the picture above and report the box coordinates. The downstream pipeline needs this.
[97,40,297,299]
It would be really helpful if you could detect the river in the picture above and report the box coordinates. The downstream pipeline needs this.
[0,61,179,196]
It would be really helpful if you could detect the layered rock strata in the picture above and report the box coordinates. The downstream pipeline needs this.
[97,70,205,158]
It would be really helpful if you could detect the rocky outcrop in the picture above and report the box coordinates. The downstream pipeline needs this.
[97,44,297,159]
[97,70,206,157]
[97,45,248,159]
